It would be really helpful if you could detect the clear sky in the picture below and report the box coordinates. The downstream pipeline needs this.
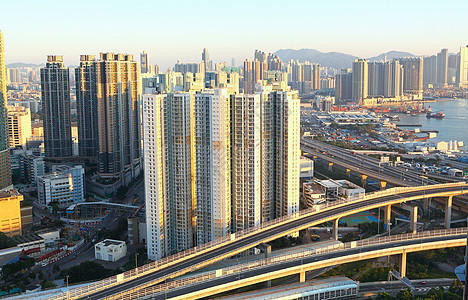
[1,0,467,69]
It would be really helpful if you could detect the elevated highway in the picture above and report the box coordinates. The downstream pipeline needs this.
[301,138,463,186]
[42,183,468,300]
[138,228,467,300]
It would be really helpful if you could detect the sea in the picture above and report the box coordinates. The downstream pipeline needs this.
[396,98,468,149]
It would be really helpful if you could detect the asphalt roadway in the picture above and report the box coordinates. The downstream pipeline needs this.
[149,234,465,299]
[78,184,467,299]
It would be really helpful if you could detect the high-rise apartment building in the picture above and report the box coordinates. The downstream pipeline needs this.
[0,31,11,190]
[256,85,300,222]
[243,59,267,93]
[352,59,368,103]
[140,51,148,73]
[174,60,205,74]
[437,48,448,87]
[194,89,231,244]
[202,48,211,73]
[143,93,167,260]
[40,55,73,158]
[75,55,99,157]
[143,92,195,260]
[423,55,437,87]
[7,68,20,83]
[335,71,352,101]
[144,86,300,260]
[7,106,32,148]
[231,93,262,231]
[397,57,423,96]
[95,53,141,184]
[457,45,468,88]
[367,61,403,98]
[205,71,240,94]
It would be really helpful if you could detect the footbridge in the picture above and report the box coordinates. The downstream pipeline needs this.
[46,182,468,300]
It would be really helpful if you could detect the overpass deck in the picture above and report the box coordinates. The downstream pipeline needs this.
[43,183,468,300]
[116,228,467,300]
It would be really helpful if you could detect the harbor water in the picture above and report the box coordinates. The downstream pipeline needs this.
[396,98,468,148]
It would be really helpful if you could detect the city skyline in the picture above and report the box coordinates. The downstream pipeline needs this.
[1,0,467,69]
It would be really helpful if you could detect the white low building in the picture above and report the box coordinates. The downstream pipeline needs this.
[37,165,85,207]
[300,156,314,179]
[303,179,365,207]
[335,180,366,199]
[94,239,127,262]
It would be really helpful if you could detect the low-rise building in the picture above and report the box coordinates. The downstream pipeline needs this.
[12,233,45,252]
[336,179,365,199]
[303,181,326,206]
[300,156,314,179]
[302,179,365,207]
[94,239,127,262]
[37,165,85,207]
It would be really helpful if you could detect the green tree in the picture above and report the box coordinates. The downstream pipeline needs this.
[41,280,57,290]
[0,232,17,249]
[375,292,394,300]
[61,261,119,284]
[396,289,413,300]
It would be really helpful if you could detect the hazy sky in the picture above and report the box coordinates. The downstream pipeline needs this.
[1,0,467,69]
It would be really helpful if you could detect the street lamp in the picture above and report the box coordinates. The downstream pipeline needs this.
[66,275,69,300]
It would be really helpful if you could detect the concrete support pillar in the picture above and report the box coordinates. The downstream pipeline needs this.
[380,181,387,190]
[410,206,418,234]
[258,243,271,258]
[265,280,271,288]
[361,174,367,186]
[332,218,339,240]
[384,205,391,226]
[400,252,407,278]
[445,195,453,229]
[328,162,333,171]
[423,198,429,216]
[299,271,306,283]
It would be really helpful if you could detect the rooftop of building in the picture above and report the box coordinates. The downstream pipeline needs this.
[96,239,125,247]
[219,277,356,300]
[0,189,22,199]
[13,233,44,245]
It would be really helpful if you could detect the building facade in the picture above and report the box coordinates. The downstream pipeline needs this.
[75,55,99,157]
[143,92,195,260]
[194,89,231,245]
[37,165,85,207]
[95,53,141,185]
[7,106,31,148]
[231,93,262,231]
[40,55,73,158]
[0,190,23,237]
[352,59,368,103]
[457,46,468,88]
[397,57,423,96]
[436,48,448,87]
[0,31,12,190]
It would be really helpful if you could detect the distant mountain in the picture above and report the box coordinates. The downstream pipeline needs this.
[273,49,417,70]
[366,51,415,62]
[274,49,357,70]
[6,62,44,68]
